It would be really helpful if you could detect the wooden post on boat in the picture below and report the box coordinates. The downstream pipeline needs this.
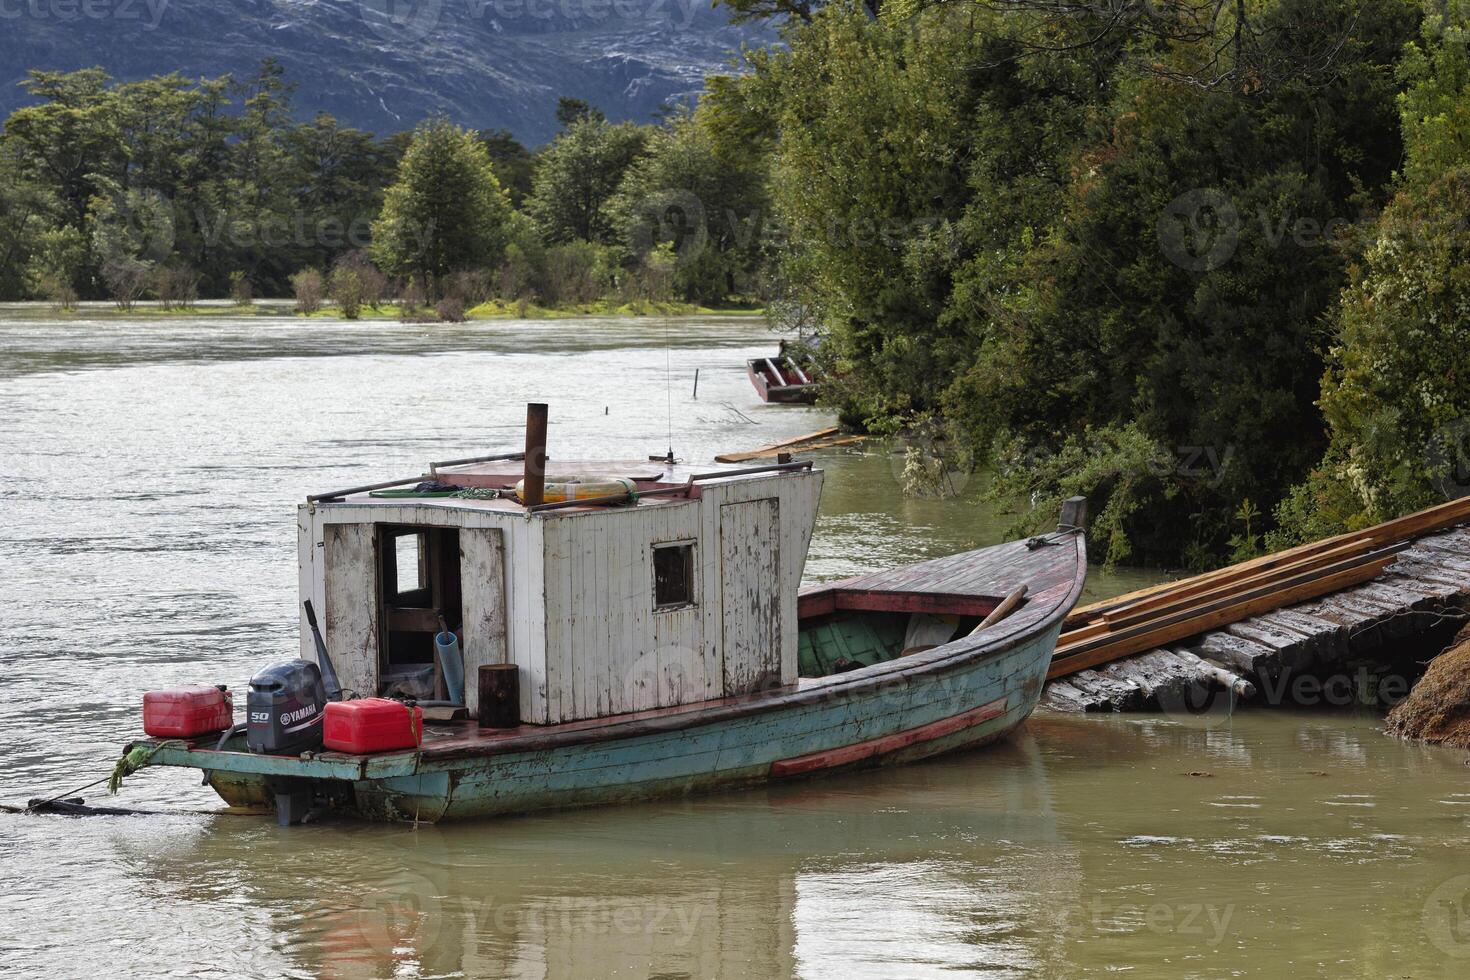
[478,665,520,728]
[522,403,548,508]
[1060,496,1088,532]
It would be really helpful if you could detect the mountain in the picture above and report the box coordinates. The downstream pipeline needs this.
[0,0,772,145]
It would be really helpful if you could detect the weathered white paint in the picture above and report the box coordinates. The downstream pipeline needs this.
[295,467,823,726]
[459,527,507,718]
[719,498,782,696]
[322,521,379,701]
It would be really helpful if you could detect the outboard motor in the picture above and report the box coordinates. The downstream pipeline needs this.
[247,660,327,755]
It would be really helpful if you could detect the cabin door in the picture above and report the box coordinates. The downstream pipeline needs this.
[720,498,782,696]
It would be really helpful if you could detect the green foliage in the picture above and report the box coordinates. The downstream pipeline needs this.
[1278,11,1470,540]
[527,118,648,244]
[609,109,769,304]
[371,118,513,296]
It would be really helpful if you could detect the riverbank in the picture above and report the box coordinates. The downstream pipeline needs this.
[0,299,767,321]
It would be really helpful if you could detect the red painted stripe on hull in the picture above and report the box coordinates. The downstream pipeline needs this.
[769,697,1009,778]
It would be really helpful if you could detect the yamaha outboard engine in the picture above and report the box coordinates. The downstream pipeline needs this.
[247,660,326,755]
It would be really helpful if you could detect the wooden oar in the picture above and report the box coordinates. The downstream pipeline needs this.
[970,585,1028,635]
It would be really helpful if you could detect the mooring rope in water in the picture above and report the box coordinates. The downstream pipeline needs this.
[13,740,185,815]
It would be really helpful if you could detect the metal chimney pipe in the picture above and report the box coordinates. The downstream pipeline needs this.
[522,403,548,507]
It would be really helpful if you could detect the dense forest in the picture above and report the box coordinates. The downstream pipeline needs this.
[5,0,1470,569]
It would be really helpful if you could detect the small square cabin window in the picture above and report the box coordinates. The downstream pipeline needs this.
[653,543,695,610]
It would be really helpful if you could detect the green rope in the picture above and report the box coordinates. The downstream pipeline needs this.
[107,741,177,795]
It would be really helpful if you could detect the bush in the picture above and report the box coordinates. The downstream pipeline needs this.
[435,296,467,322]
[542,242,611,306]
[399,278,426,316]
[291,269,325,315]
[154,265,199,310]
[102,258,152,311]
[448,269,495,308]
[228,271,253,307]
[329,263,365,319]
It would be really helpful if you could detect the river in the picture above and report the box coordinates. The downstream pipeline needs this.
[1,315,1468,977]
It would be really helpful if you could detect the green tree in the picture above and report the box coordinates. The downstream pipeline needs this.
[371,118,513,296]
[1279,12,1470,538]
[477,128,535,207]
[528,118,648,244]
[610,109,769,304]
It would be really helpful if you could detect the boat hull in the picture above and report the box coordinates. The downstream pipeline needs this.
[162,619,1057,823]
[746,360,818,404]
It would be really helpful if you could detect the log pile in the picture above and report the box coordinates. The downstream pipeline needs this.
[1042,499,1470,713]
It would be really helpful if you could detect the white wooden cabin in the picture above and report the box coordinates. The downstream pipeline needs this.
[296,458,822,725]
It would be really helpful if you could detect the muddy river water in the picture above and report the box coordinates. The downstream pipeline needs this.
[2,315,1469,977]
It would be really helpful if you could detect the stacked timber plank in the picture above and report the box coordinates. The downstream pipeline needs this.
[1042,498,1470,712]
[715,427,865,464]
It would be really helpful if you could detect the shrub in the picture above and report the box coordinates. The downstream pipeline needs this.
[291,269,325,315]
[329,263,365,320]
[228,271,253,307]
[102,258,152,311]
[154,265,199,310]
[435,296,467,322]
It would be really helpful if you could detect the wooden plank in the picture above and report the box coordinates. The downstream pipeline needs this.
[459,528,507,719]
[1098,539,1373,630]
[720,498,782,696]
[715,427,841,464]
[323,521,379,701]
[1066,496,1470,628]
[1049,556,1393,679]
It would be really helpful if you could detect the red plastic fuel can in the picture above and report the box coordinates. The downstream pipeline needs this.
[323,698,423,754]
[143,686,234,738]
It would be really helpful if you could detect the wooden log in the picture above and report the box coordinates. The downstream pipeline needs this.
[1225,620,1316,672]
[1064,496,1470,629]
[1098,539,1375,630]
[1038,679,1091,712]
[1257,608,1348,661]
[1175,633,1279,683]
[477,664,520,729]
[715,427,842,463]
[1170,648,1256,698]
[1068,669,1145,711]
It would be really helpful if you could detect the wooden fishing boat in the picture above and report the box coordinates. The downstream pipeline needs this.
[747,354,818,404]
[127,407,1087,824]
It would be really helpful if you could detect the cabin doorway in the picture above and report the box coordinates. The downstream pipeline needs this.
[377,524,462,700]
[720,498,782,696]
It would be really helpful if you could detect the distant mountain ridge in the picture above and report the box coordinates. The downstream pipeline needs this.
[0,0,771,144]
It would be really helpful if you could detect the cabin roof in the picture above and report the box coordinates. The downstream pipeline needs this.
[307,457,816,515]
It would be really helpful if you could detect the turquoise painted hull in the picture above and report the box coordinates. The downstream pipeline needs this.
[141,621,1060,823]
[136,532,1085,824]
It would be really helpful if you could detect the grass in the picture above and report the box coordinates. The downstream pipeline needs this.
[1,298,767,321]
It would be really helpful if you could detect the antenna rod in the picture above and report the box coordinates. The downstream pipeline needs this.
[523,403,548,508]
